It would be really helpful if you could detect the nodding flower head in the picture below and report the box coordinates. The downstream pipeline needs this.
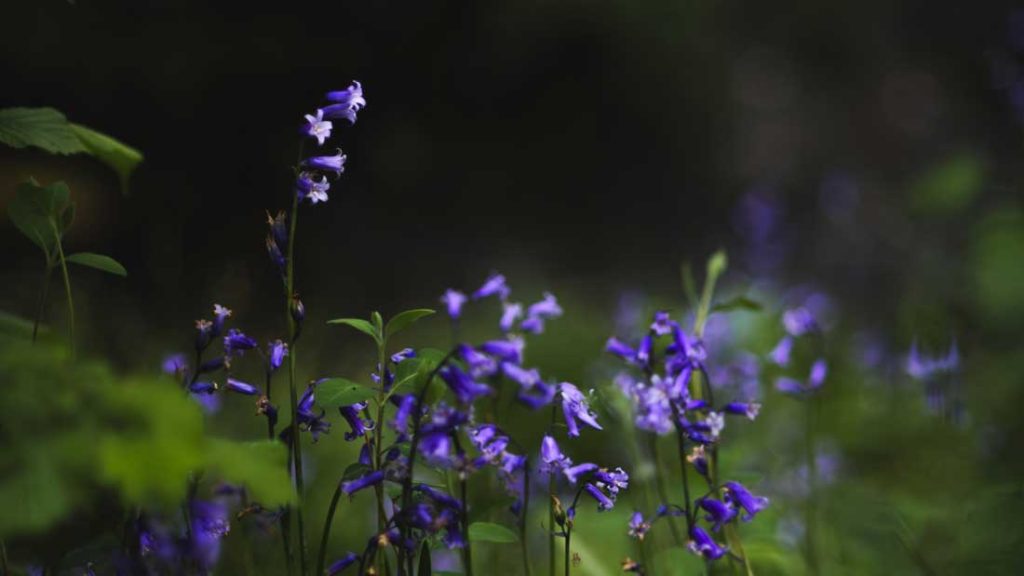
[268,340,288,372]
[688,526,727,560]
[302,109,333,145]
[724,401,761,421]
[341,470,385,496]
[539,435,572,474]
[439,365,493,404]
[521,292,563,334]
[479,337,524,364]
[224,329,258,356]
[390,348,416,364]
[326,552,359,576]
[302,150,347,176]
[441,289,468,320]
[722,481,769,521]
[783,307,817,336]
[339,402,373,441]
[323,81,366,123]
[195,319,214,351]
[777,358,827,396]
[628,511,651,540]
[559,382,602,437]
[650,311,675,336]
[500,302,523,332]
[698,497,737,532]
[473,273,509,300]
[770,335,793,367]
[225,378,259,396]
[583,482,616,511]
[295,171,331,204]
[211,304,232,337]
[266,210,288,251]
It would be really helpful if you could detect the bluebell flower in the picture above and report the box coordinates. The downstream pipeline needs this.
[342,470,385,496]
[162,353,187,376]
[722,481,769,521]
[225,378,259,395]
[563,462,599,484]
[687,445,709,477]
[190,381,216,394]
[516,379,557,409]
[479,337,524,364]
[295,171,331,204]
[559,382,602,437]
[539,435,572,474]
[606,337,638,363]
[189,500,231,569]
[198,355,226,374]
[594,467,629,498]
[500,302,523,332]
[268,340,288,372]
[302,150,347,175]
[323,81,366,123]
[473,273,509,300]
[339,402,373,440]
[224,329,258,356]
[440,289,467,320]
[195,319,214,351]
[521,292,563,333]
[723,402,761,420]
[905,339,960,379]
[650,311,674,336]
[776,358,827,395]
[502,362,541,389]
[266,210,288,252]
[326,552,359,575]
[295,383,331,441]
[266,235,286,271]
[415,483,463,511]
[582,482,615,511]
[211,304,232,337]
[390,394,416,432]
[769,335,793,366]
[459,344,499,378]
[391,347,416,364]
[636,334,653,367]
[302,109,333,145]
[257,396,278,428]
[698,497,737,531]
[439,365,493,404]
[783,307,817,336]
[688,526,727,560]
[628,511,651,540]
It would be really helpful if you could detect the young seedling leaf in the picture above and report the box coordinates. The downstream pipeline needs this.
[0,107,85,155]
[385,308,435,338]
[65,253,128,277]
[468,521,519,544]
[8,180,71,254]
[316,378,376,409]
[326,318,381,344]
[69,123,144,195]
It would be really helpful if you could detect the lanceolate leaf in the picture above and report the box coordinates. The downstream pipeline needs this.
[385,308,435,338]
[468,521,519,544]
[326,318,381,344]
[316,378,376,409]
[712,296,762,313]
[65,253,128,277]
[417,541,432,576]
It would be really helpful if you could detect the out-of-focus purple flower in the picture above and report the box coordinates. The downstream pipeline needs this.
[163,353,187,376]
[266,235,286,271]
[650,311,674,336]
[706,412,725,438]
[783,307,817,337]
[698,497,737,532]
[688,526,727,560]
[769,336,793,367]
[583,482,615,511]
[323,81,366,123]
[225,378,258,395]
[479,338,523,364]
[564,462,599,484]
[302,109,333,145]
[439,365,493,404]
[905,339,960,379]
[415,484,463,511]
[266,210,288,252]
[211,304,232,337]
[606,337,638,363]
[473,273,509,300]
[723,481,769,521]
[500,302,523,332]
[340,402,373,441]
[189,500,231,569]
[391,348,416,364]
[723,402,761,421]
[459,344,498,378]
[190,381,216,394]
[539,435,572,474]
[295,172,331,204]
[560,382,602,437]
[517,380,557,409]
[195,319,214,351]
[522,292,563,333]
[809,359,827,389]
[303,150,347,175]
[268,340,288,372]
[326,552,359,575]
[636,335,653,367]
[224,329,258,356]
[441,289,467,320]
[502,363,540,388]
[342,470,385,496]
[628,511,651,540]
[776,359,827,396]
[390,394,416,433]
[198,356,226,374]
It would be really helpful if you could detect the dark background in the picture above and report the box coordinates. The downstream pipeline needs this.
[1,0,1022,360]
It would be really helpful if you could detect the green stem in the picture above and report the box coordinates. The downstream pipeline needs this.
[547,403,558,576]
[285,189,307,576]
[373,339,390,573]
[32,263,53,343]
[650,436,684,546]
[520,457,533,576]
[563,524,571,576]
[2,538,9,576]
[52,229,75,359]
[316,481,344,576]
[804,397,819,576]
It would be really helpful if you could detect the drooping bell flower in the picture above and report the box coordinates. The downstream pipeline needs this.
[440,289,467,320]
[723,401,761,420]
[559,382,602,437]
[439,365,493,404]
[295,172,331,204]
[302,109,333,145]
[211,304,232,337]
[473,273,509,300]
[722,481,769,521]
[339,402,373,441]
[628,512,651,541]
[342,470,385,496]
[225,378,258,396]
[326,552,359,575]
[697,497,737,532]
[268,340,288,372]
[688,526,727,560]
[302,150,347,176]
[323,81,366,123]
[500,302,523,332]
[224,329,258,356]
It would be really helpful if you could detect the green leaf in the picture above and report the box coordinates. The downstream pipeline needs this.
[418,541,433,576]
[0,107,85,155]
[8,180,71,254]
[468,521,519,544]
[706,249,728,283]
[204,440,295,506]
[327,317,381,344]
[372,311,384,333]
[65,252,127,277]
[911,153,985,215]
[385,308,436,338]
[316,378,377,409]
[0,311,41,341]
[70,123,144,194]
[711,295,762,313]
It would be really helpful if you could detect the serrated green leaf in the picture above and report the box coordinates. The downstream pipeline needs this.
[711,295,762,313]
[0,107,85,155]
[316,378,377,409]
[327,318,381,344]
[204,439,295,506]
[70,123,143,194]
[385,308,435,338]
[65,252,127,277]
[468,521,519,544]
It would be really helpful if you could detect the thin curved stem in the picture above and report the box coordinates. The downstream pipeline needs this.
[520,457,534,576]
[285,186,307,576]
[316,481,345,576]
[32,263,53,343]
[53,230,75,359]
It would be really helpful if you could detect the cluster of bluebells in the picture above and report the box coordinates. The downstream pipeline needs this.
[295,81,365,205]
[541,435,629,517]
[610,310,768,564]
[769,305,829,396]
